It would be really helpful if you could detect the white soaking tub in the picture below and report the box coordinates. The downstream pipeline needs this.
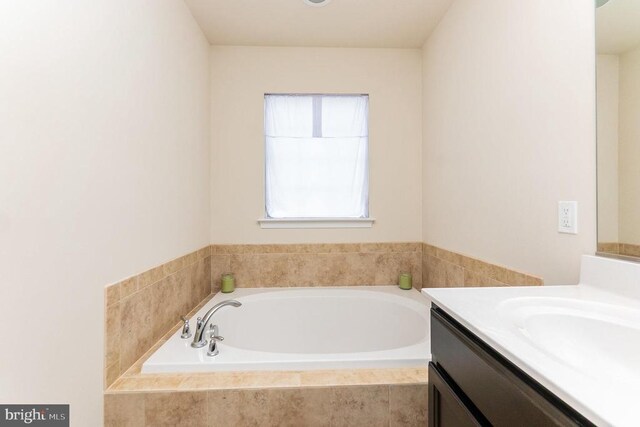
[142,286,431,373]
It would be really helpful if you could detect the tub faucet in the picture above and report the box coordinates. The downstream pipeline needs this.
[191,299,242,348]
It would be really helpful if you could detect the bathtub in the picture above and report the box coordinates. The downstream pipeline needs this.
[142,286,431,373]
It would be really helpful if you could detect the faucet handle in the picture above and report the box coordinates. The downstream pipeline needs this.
[207,330,223,357]
[208,324,224,341]
[180,316,192,339]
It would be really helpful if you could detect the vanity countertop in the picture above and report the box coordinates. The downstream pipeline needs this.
[422,255,640,427]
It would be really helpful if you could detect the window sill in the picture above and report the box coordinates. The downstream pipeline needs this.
[258,217,375,229]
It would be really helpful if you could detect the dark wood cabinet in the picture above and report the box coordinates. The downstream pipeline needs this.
[429,305,595,427]
[429,362,485,426]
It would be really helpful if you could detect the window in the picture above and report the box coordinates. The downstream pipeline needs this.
[263,94,369,223]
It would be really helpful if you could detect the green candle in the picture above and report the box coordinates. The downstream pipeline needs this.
[221,273,235,293]
[398,273,412,290]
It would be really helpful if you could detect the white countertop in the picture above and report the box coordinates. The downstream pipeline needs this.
[422,255,640,427]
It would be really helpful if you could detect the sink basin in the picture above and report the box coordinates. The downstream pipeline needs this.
[498,297,640,384]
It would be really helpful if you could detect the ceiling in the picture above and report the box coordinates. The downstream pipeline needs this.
[184,0,455,48]
[596,0,640,54]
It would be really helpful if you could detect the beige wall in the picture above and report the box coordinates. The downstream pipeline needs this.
[596,54,620,243]
[618,47,640,244]
[421,0,597,284]
[0,1,210,425]
[210,46,423,244]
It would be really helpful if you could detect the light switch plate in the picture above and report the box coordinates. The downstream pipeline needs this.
[558,201,578,234]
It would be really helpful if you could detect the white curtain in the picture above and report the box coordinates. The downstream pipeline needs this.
[265,94,369,218]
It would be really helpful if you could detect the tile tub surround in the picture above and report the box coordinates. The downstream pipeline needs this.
[598,242,640,258]
[105,242,538,388]
[210,243,423,290]
[597,242,620,255]
[422,243,543,288]
[105,384,428,427]
[102,241,536,425]
[104,246,211,388]
[105,242,423,389]
[105,273,428,426]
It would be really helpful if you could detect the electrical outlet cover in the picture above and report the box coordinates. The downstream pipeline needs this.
[558,201,578,234]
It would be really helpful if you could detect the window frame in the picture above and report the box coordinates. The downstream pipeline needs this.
[259,93,374,229]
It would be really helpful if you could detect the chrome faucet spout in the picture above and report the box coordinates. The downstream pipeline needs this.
[191,300,241,348]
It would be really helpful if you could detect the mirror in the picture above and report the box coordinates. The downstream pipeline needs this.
[596,0,640,259]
